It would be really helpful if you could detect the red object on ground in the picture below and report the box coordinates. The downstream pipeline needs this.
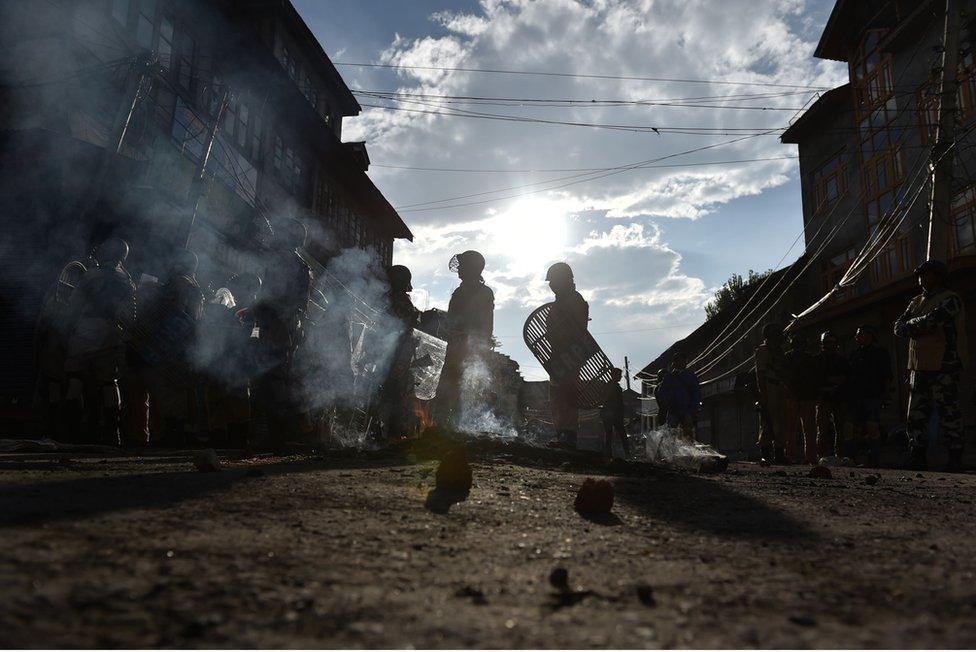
[574,478,614,513]
[808,465,832,479]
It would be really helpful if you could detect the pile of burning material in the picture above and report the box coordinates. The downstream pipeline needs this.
[645,426,728,474]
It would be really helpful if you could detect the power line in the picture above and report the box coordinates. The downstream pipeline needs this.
[394,130,777,212]
[333,60,834,90]
[372,155,799,173]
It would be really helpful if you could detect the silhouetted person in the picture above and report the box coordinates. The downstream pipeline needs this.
[434,250,494,428]
[380,265,420,439]
[755,322,790,464]
[655,351,701,441]
[844,325,891,466]
[33,260,86,439]
[196,287,252,447]
[815,330,849,459]
[63,238,135,445]
[600,367,631,463]
[120,275,163,448]
[895,260,968,472]
[253,218,312,449]
[544,261,588,449]
[784,332,819,465]
[152,249,205,447]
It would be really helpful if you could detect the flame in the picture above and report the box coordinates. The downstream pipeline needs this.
[413,397,434,435]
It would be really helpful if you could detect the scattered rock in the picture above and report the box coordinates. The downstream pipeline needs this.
[789,615,818,627]
[455,585,487,605]
[549,567,569,591]
[808,465,832,479]
[864,474,880,486]
[636,584,657,607]
[436,448,472,493]
[192,449,221,473]
[574,478,614,514]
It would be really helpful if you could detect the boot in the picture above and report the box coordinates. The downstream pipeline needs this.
[947,448,965,473]
[759,445,773,466]
[908,445,927,472]
[773,446,791,465]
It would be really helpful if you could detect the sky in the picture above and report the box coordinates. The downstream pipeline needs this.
[293,0,848,381]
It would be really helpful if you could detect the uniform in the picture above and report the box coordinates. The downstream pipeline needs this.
[815,349,849,458]
[63,264,136,444]
[895,289,968,454]
[547,288,588,443]
[655,367,701,440]
[434,281,495,427]
[755,342,791,459]
[253,251,312,444]
[381,290,420,439]
[600,381,631,460]
[845,342,891,458]
[784,346,820,464]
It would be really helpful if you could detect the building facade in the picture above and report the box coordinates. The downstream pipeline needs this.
[0,0,411,419]
[638,0,976,463]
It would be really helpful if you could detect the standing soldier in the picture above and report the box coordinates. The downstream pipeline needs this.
[655,351,701,441]
[784,332,820,465]
[33,260,86,439]
[63,238,135,445]
[600,368,631,464]
[252,218,312,448]
[152,249,205,446]
[755,323,790,464]
[434,250,495,428]
[544,261,588,449]
[815,330,849,459]
[380,264,420,439]
[120,275,162,448]
[845,325,891,466]
[894,260,968,472]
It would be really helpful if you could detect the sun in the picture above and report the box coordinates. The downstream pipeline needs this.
[486,198,569,275]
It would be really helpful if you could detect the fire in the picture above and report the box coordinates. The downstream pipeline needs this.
[413,397,434,435]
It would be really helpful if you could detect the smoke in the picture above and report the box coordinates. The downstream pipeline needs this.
[644,425,724,469]
[454,353,518,439]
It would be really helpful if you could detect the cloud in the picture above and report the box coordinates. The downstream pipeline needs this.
[339,0,845,374]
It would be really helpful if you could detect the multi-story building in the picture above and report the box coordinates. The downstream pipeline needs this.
[637,0,976,462]
[0,0,411,419]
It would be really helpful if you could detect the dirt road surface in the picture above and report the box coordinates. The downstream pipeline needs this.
[1,442,975,648]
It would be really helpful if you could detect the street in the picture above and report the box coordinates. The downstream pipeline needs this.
[1,441,975,648]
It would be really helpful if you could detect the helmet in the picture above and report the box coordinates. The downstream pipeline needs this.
[228,271,262,299]
[95,237,129,267]
[449,250,486,276]
[274,218,307,250]
[545,262,574,283]
[171,249,199,276]
[761,322,783,340]
[820,329,837,344]
[387,264,413,292]
[913,259,948,279]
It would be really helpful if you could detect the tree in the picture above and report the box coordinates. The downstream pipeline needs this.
[704,268,773,320]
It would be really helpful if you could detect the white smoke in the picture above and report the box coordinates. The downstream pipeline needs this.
[644,425,724,469]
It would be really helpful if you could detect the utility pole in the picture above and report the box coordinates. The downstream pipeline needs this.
[177,89,230,247]
[927,0,963,262]
[623,356,632,391]
[81,54,153,247]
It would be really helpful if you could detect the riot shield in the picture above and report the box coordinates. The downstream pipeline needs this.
[522,302,614,409]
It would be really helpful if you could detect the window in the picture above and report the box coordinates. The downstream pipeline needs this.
[811,150,848,213]
[158,16,174,69]
[136,0,155,50]
[111,0,130,25]
[273,136,283,172]
[177,30,195,90]
[952,185,976,253]
[251,112,263,161]
[236,103,249,149]
[821,247,858,300]
[917,49,976,143]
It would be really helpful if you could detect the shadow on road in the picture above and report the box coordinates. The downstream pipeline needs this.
[613,473,816,541]
[0,453,409,528]
[424,487,470,514]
